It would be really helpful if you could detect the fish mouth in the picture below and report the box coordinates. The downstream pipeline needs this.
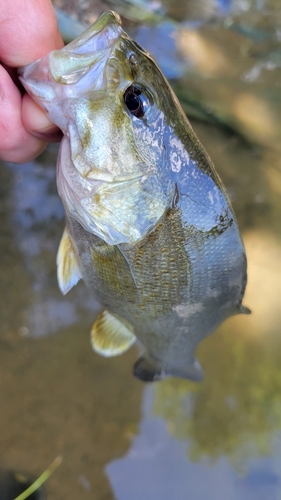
[48,11,122,86]
[18,11,123,108]
[64,11,122,54]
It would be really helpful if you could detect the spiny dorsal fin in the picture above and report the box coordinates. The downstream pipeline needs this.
[56,226,81,295]
[91,310,136,357]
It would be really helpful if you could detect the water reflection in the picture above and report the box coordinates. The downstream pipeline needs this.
[107,385,281,500]
[153,324,281,461]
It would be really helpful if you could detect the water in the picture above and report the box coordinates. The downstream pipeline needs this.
[1,1,281,498]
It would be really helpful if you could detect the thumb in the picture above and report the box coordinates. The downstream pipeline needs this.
[22,94,63,142]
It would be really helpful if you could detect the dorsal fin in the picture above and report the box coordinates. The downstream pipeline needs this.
[56,226,81,295]
[91,310,136,357]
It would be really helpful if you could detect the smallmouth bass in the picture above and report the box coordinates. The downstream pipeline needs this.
[19,11,250,382]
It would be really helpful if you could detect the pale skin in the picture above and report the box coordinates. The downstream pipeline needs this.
[0,0,64,164]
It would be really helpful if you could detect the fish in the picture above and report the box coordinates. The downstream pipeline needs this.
[19,11,250,382]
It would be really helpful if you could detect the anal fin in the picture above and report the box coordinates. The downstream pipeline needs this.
[133,355,204,383]
[91,310,136,357]
[57,226,81,295]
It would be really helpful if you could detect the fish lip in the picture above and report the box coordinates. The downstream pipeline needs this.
[18,10,123,79]
[64,11,122,54]
[18,11,124,107]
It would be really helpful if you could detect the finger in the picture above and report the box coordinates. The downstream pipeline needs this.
[0,0,64,67]
[22,94,63,142]
[0,65,47,164]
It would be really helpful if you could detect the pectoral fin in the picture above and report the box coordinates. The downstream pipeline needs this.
[91,310,136,357]
[57,227,81,295]
[133,355,204,383]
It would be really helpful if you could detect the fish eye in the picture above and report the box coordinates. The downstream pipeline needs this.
[124,85,150,119]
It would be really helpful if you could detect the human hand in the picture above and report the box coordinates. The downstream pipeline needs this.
[0,0,64,164]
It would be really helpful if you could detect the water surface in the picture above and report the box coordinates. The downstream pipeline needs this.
[1,1,281,498]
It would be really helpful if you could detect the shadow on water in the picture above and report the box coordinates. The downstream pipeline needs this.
[1,0,281,498]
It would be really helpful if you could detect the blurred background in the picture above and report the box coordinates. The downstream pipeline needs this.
[0,1,281,498]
